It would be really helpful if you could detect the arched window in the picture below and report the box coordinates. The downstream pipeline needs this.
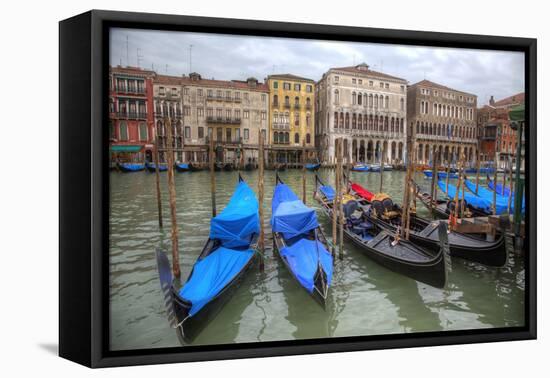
[119,121,128,141]
[369,94,373,108]
[306,97,311,108]
[285,132,289,143]
[385,96,389,108]
[352,114,357,129]
[345,113,350,129]
[273,94,278,106]
[284,96,290,106]
[334,89,340,105]
[352,92,357,105]
[306,133,311,144]
[273,111,278,123]
[273,131,279,144]
[334,112,339,128]
[357,93,362,105]
[374,95,379,108]
[294,133,300,144]
[294,96,300,106]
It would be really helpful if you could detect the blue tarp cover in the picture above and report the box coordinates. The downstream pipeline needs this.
[280,239,333,293]
[119,163,144,171]
[305,163,320,169]
[319,185,335,201]
[179,247,254,316]
[464,179,524,214]
[176,163,189,169]
[271,184,319,239]
[210,181,260,248]
[424,170,458,179]
[438,180,492,213]
[352,165,369,172]
[488,179,511,196]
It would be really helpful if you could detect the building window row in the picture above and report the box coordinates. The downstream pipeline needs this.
[429,102,474,120]
[114,77,145,93]
[416,121,476,140]
[333,112,405,134]
[272,95,312,108]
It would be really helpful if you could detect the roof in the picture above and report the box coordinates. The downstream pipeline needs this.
[110,65,155,77]
[153,74,269,92]
[267,73,315,83]
[493,92,525,107]
[329,63,407,82]
[410,79,476,97]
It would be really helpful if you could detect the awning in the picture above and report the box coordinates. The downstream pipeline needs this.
[509,104,525,122]
[110,145,144,153]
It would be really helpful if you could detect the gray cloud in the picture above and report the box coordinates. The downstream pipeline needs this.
[110,28,524,105]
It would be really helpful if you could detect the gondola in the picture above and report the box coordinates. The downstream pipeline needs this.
[244,162,255,171]
[174,162,191,172]
[486,175,511,196]
[305,162,321,171]
[214,162,224,171]
[423,170,459,179]
[351,164,369,172]
[438,180,494,215]
[189,162,203,172]
[463,178,524,214]
[223,163,234,171]
[412,181,489,219]
[271,174,333,308]
[356,183,506,267]
[117,162,145,172]
[314,176,448,288]
[146,162,168,172]
[368,164,381,172]
[155,175,260,341]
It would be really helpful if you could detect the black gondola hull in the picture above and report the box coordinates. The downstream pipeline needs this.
[173,252,257,342]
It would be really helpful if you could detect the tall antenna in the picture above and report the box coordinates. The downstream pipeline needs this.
[165,64,169,74]
[136,48,143,68]
[189,44,193,73]
[126,35,129,67]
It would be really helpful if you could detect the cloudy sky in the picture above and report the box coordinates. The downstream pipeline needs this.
[110,28,524,105]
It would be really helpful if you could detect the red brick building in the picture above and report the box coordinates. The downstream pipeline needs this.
[477,92,524,168]
[109,66,155,161]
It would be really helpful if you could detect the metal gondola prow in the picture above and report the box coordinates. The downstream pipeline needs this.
[437,221,452,278]
[155,249,177,328]
[238,172,244,182]
[275,171,283,185]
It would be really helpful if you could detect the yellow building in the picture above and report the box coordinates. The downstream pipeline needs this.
[267,74,315,157]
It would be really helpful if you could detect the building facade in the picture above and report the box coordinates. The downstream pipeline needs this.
[267,74,316,162]
[109,66,155,161]
[153,73,269,164]
[407,80,478,165]
[477,92,524,169]
[315,63,408,164]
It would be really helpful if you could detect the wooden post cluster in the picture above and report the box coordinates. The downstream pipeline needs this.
[164,117,181,280]
[429,146,438,217]
[401,122,415,240]
[153,134,163,228]
[210,137,217,217]
[258,131,265,272]
[475,149,481,194]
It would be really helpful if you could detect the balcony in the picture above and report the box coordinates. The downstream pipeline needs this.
[272,123,290,130]
[294,104,300,110]
[305,104,312,110]
[284,102,291,109]
[116,86,146,95]
[206,116,242,124]
[233,97,242,103]
[272,102,279,108]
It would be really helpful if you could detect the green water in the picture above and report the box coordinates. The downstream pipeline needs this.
[109,169,525,351]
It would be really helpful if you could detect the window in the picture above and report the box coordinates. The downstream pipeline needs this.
[369,81,374,87]
[400,85,405,92]
[183,88,189,95]
[109,121,115,139]
[273,81,278,89]
[172,88,177,96]
[244,93,249,101]
[400,98,404,111]
[159,87,165,96]
[294,113,300,126]
[226,91,231,99]
[352,78,356,84]
[226,128,232,141]
[306,133,311,144]
[369,94,373,108]
[273,131,279,144]
[198,107,204,117]
[334,76,339,83]
[261,94,266,102]
[352,92,357,105]
[244,128,249,140]
[244,110,249,119]
[261,129,267,142]
[184,126,191,139]
[234,92,240,100]
[207,108,213,117]
[216,108,222,118]
[294,133,300,144]
[234,109,241,119]
[119,122,128,141]
[198,127,204,139]
[283,82,291,90]
[207,89,213,98]
[334,89,340,105]
[358,79,362,85]
[385,83,389,89]
[306,85,313,92]
[138,122,147,141]
[226,109,232,119]
[217,90,222,98]
[198,89,203,97]
[385,96,389,108]
[380,82,384,88]
[261,111,267,120]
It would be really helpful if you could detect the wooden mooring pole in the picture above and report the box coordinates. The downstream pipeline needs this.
[164,117,181,279]
[331,138,339,257]
[429,147,438,217]
[209,137,217,217]
[492,151,498,215]
[153,135,163,228]
[258,131,265,272]
[379,142,386,193]
[338,138,344,260]
[302,139,307,204]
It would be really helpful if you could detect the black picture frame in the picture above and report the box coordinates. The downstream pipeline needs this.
[59,9,537,368]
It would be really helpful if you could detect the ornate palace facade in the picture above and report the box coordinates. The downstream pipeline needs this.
[152,73,269,164]
[407,80,478,165]
[315,63,407,164]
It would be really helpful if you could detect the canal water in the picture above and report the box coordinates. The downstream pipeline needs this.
[109,169,525,351]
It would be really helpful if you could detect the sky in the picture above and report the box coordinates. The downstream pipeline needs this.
[110,28,525,106]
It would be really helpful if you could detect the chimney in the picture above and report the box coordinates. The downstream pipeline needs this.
[489,95,495,106]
